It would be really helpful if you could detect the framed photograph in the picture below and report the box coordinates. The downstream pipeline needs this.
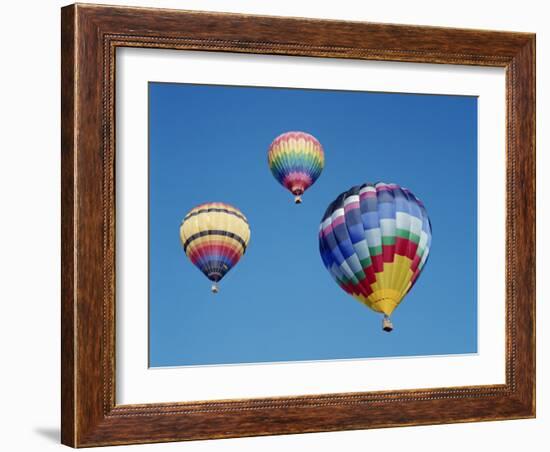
[61,3,535,447]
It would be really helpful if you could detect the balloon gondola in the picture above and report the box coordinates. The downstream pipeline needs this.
[180,202,251,293]
[318,182,432,331]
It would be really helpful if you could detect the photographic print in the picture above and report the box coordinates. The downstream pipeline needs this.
[148,82,477,367]
[61,5,535,445]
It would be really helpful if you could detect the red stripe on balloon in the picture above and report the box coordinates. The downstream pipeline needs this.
[395,237,418,259]
[382,244,396,263]
[188,243,242,265]
[371,254,384,273]
[411,254,421,272]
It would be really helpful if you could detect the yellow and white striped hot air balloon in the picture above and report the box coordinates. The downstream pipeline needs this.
[180,202,251,293]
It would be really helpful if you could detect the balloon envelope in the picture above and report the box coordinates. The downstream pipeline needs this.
[180,202,250,289]
[268,131,324,203]
[319,182,432,317]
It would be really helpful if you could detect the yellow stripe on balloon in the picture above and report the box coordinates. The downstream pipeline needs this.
[183,234,245,255]
[180,211,250,248]
[363,255,414,315]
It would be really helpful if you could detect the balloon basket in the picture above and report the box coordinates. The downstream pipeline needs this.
[211,283,219,294]
[294,195,302,204]
[382,316,393,332]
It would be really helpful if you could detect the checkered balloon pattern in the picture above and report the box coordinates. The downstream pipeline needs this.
[319,182,432,317]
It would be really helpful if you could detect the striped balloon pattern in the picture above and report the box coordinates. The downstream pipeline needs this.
[319,182,432,319]
[180,202,251,292]
[268,131,325,203]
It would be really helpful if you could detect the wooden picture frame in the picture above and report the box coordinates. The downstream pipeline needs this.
[61,3,535,447]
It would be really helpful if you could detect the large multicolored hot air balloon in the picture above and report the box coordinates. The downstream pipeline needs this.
[319,182,432,332]
[180,202,251,293]
[268,131,325,204]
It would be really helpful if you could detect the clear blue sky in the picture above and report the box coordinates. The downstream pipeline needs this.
[148,82,477,367]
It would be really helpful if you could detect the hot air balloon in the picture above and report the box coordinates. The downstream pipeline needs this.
[318,182,432,332]
[180,202,251,293]
[268,131,325,204]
